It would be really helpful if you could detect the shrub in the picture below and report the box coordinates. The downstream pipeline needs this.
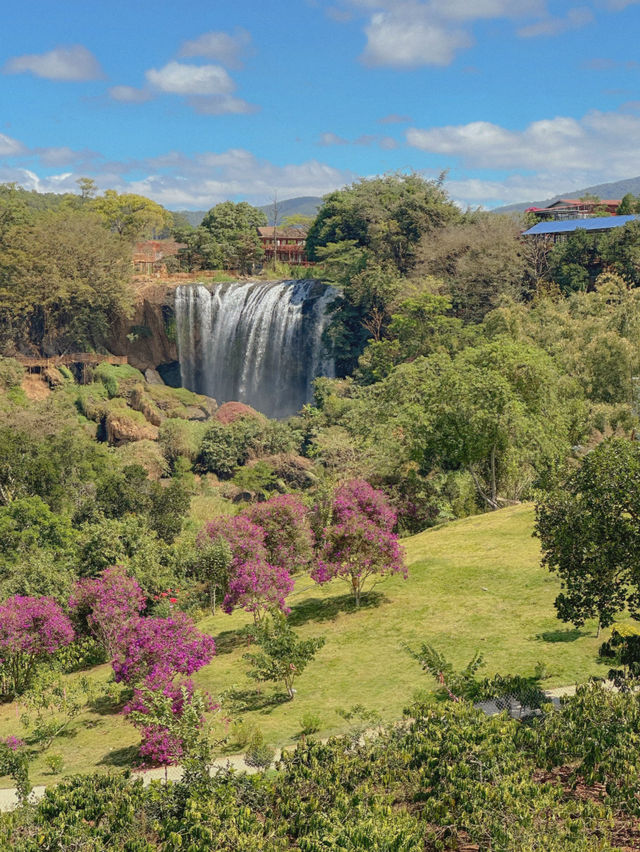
[70,567,146,657]
[0,357,24,390]
[244,728,274,771]
[44,753,64,775]
[246,493,314,571]
[0,596,74,696]
[299,711,322,735]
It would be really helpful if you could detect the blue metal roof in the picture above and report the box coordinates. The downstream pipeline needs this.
[523,215,639,236]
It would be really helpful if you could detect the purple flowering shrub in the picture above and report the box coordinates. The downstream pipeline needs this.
[113,612,216,688]
[69,567,146,656]
[311,480,406,606]
[0,595,74,695]
[333,479,398,532]
[246,494,314,572]
[223,560,295,623]
[201,513,295,620]
[201,515,267,565]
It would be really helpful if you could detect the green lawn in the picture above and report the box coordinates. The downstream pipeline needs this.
[0,503,606,786]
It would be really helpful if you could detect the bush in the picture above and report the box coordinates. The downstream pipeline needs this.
[299,711,321,735]
[44,753,64,775]
[244,728,275,771]
[0,357,24,390]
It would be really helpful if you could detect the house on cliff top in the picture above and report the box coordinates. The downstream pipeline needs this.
[257,226,309,265]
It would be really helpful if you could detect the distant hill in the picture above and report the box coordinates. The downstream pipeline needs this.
[173,196,323,228]
[493,176,640,214]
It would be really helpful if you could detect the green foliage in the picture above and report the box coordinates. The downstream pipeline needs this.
[0,356,23,389]
[19,669,98,751]
[44,752,64,775]
[0,209,134,352]
[536,437,640,630]
[196,200,267,274]
[232,460,278,497]
[244,727,275,771]
[244,615,325,699]
[196,535,232,614]
[404,641,486,701]
[299,711,322,735]
[91,189,172,241]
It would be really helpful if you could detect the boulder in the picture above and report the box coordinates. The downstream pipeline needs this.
[144,368,165,385]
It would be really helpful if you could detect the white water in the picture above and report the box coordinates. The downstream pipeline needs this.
[175,280,335,418]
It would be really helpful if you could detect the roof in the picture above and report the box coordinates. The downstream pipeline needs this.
[523,215,639,236]
[257,226,307,239]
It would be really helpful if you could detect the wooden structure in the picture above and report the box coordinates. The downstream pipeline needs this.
[527,198,622,221]
[257,226,310,265]
[133,240,185,275]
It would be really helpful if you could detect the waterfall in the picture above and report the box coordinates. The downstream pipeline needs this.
[175,280,335,419]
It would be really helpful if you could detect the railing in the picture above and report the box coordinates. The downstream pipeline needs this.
[15,354,128,369]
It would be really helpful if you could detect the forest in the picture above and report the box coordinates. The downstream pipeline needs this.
[2,173,640,849]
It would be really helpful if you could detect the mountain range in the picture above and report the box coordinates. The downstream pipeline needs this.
[493,176,640,214]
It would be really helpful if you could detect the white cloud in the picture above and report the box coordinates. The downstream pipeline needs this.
[3,45,103,81]
[145,61,234,96]
[318,131,349,146]
[179,29,252,68]
[109,85,153,103]
[0,133,26,156]
[378,113,412,124]
[0,147,355,209]
[517,6,593,37]
[406,110,640,176]
[188,95,257,115]
[362,10,471,67]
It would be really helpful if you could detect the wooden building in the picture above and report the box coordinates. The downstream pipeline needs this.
[526,198,622,221]
[257,226,309,265]
[133,240,185,275]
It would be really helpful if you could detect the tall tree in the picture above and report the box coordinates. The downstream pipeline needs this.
[200,200,267,274]
[536,438,640,634]
[92,190,172,242]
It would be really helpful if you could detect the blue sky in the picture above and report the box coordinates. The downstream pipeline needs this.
[1,0,639,209]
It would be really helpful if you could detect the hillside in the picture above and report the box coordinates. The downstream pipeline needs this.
[0,503,604,787]
[493,175,640,214]
[174,196,322,228]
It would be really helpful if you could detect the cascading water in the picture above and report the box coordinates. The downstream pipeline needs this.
[175,280,335,418]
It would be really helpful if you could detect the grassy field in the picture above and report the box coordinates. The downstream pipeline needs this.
[0,503,606,786]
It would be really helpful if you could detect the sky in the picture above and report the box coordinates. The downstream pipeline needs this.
[1,0,640,210]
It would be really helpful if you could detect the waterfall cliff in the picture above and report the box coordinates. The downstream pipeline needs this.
[175,280,335,418]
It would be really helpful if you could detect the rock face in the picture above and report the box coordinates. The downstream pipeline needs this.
[144,368,165,385]
[106,286,177,374]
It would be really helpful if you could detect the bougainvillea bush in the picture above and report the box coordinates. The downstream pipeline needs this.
[201,515,267,565]
[69,567,146,656]
[246,494,314,572]
[0,595,74,696]
[312,480,406,605]
[223,560,295,623]
[112,612,216,688]
[200,513,294,620]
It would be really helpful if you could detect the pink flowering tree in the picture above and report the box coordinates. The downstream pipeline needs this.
[0,596,74,696]
[201,513,294,621]
[223,560,295,624]
[333,479,397,532]
[69,567,146,656]
[126,682,217,777]
[112,612,216,688]
[201,515,267,565]
[311,481,406,606]
[246,494,314,572]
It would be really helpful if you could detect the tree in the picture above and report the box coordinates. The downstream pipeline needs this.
[246,494,314,571]
[243,614,325,699]
[414,212,528,321]
[112,612,216,687]
[195,535,232,614]
[70,567,146,656]
[0,596,74,696]
[91,190,172,241]
[616,193,639,215]
[306,172,459,274]
[0,210,134,352]
[223,560,294,623]
[200,200,267,274]
[536,438,640,634]
[311,480,405,605]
